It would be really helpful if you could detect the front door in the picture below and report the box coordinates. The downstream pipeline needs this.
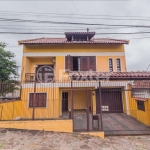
[62,92,68,111]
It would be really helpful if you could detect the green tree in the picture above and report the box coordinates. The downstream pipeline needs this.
[0,42,19,97]
[0,42,18,81]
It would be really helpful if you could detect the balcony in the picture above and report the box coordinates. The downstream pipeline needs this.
[25,73,36,83]
[25,73,55,83]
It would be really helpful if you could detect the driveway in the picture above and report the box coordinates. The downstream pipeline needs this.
[0,129,150,150]
[73,112,150,135]
[103,113,150,135]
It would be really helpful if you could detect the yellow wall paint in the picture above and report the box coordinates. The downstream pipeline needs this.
[67,90,91,110]
[0,100,22,120]
[127,86,150,126]
[136,100,150,126]
[92,91,96,114]
[23,44,125,53]
[21,87,60,119]
[96,56,126,72]
[0,120,73,133]
[81,132,104,139]
[55,56,65,81]
[21,44,126,82]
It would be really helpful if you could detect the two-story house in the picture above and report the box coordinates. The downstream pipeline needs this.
[19,31,128,116]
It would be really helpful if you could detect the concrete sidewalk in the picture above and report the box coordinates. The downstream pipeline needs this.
[0,129,150,150]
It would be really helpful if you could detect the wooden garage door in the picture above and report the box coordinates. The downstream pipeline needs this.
[96,88,123,113]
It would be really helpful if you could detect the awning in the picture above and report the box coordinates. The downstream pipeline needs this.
[69,71,150,81]
[133,97,148,102]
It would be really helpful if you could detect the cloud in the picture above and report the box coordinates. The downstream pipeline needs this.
[0,1,150,72]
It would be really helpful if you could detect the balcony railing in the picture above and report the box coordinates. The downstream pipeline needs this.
[25,73,35,83]
[25,73,55,83]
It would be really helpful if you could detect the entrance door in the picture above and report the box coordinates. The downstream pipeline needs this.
[62,92,68,111]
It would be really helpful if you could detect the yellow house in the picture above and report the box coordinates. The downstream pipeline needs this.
[19,32,128,119]
[1,31,150,136]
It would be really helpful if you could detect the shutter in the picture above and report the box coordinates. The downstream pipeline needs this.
[80,57,89,71]
[65,55,73,71]
[29,93,46,107]
[80,56,96,71]
[37,93,46,107]
[42,93,47,107]
[29,93,33,107]
[89,56,96,71]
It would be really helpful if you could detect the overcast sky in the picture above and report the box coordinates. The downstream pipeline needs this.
[0,0,150,74]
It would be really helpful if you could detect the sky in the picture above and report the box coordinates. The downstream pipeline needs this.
[0,0,150,75]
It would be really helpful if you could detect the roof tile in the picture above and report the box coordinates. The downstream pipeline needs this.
[19,38,129,44]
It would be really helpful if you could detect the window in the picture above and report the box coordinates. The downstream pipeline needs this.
[65,56,96,71]
[109,59,113,72]
[116,58,121,72]
[73,57,79,71]
[137,101,145,111]
[29,93,47,108]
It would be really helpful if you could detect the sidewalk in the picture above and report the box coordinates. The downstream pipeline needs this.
[0,129,150,150]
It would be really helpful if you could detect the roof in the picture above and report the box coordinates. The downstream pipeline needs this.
[133,97,148,102]
[131,80,150,88]
[69,71,150,80]
[65,32,95,35]
[18,38,129,45]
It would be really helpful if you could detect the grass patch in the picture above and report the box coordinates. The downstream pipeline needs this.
[0,144,3,149]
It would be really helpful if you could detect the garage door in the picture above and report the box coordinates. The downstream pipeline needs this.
[96,88,123,113]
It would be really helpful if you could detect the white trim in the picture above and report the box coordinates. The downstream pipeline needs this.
[28,92,48,108]
[23,52,125,57]
[22,81,130,88]
[108,58,113,72]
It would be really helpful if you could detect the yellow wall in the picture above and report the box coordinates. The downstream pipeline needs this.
[0,120,73,133]
[92,91,96,114]
[21,44,126,82]
[55,56,65,81]
[62,89,92,110]
[97,56,126,72]
[136,100,150,126]
[127,87,150,126]
[23,44,125,53]
[21,87,60,119]
[0,100,22,120]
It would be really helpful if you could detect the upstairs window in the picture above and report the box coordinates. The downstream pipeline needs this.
[137,100,145,111]
[73,57,80,71]
[116,58,121,72]
[65,56,96,71]
[109,59,113,72]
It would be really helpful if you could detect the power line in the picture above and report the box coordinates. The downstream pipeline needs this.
[0,10,147,19]
[1,11,150,22]
[1,31,150,34]
[1,17,150,28]
[1,10,148,19]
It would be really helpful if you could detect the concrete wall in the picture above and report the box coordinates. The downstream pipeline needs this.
[0,120,73,133]
[0,100,22,120]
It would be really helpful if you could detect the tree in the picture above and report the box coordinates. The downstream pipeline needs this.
[0,42,19,98]
[0,42,18,81]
